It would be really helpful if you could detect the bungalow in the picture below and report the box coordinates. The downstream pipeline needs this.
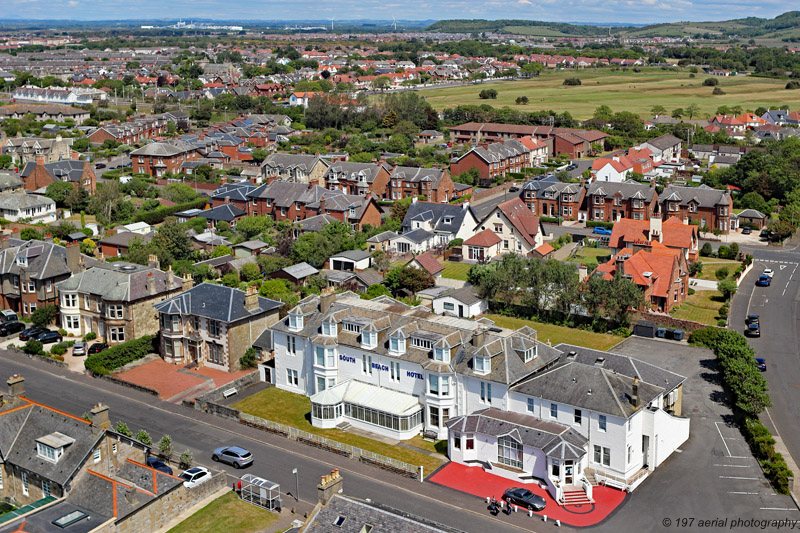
[0,193,56,224]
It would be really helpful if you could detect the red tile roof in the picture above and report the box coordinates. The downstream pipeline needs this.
[411,251,444,276]
[498,197,542,247]
[464,228,502,247]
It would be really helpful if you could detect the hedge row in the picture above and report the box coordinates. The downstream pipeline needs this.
[84,335,159,375]
[689,327,791,493]
[134,197,208,225]
[539,216,559,224]
[586,220,614,229]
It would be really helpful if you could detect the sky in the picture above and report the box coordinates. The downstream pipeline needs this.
[0,0,792,25]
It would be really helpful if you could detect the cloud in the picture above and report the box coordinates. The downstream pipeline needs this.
[518,0,533,4]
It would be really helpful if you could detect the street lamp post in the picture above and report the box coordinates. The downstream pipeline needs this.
[292,467,299,502]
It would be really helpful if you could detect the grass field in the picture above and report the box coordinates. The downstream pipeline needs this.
[671,290,726,325]
[485,314,621,351]
[567,246,612,266]
[696,259,740,282]
[233,387,444,475]
[440,260,472,281]
[422,68,800,120]
[167,492,279,533]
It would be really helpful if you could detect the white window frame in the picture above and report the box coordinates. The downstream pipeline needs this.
[21,472,28,496]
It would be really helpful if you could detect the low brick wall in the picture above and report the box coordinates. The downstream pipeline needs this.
[639,312,707,332]
[193,371,260,410]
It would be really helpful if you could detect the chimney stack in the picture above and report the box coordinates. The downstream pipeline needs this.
[182,271,194,292]
[244,283,259,311]
[472,329,486,347]
[317,469,343,506]
[66,242,81,274]
[147,254,160,270]
[7,374,24,399]
[319,286,335,314]
[36,156,45,167]
[90,403,110,432]
[632,376,639,408]
[146,272,155,295]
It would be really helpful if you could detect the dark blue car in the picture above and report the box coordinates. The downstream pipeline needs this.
[756,275,771,287]
[755,358,767,372]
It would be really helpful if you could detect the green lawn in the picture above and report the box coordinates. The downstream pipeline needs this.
[696,259,740,282]
[167,492,279,533]
[233,388,444,475]
[568,246,612,266]
[421,68,800,120]
[671,290,726,325]
[440,261,472,281]
[485,314,621,351]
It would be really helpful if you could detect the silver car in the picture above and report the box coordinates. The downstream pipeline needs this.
[72,342,87,356]
[212,446,253,469]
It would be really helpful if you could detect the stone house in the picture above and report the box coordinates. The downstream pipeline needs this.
[154,283,282,372]
[322,161,392,197]
[3,135,73,166]
[584,181,659,223]
[56,259,185,344]
[261,154,330,185]
[659,184,731,234]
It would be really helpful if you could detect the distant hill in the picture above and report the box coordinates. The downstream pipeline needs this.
[427,12,800,40]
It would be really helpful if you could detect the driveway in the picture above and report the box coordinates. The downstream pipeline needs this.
[601,337,798,529]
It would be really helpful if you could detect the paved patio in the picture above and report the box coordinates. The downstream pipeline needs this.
[429,463,627,527]
[114,359,250,402]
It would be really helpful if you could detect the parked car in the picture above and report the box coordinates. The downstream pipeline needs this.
[566,163,578,171]
[742,227,751,235]
[745,323,761,337]
[180,467,211,488]
[592,227,612,235]
[146,456,173,475]
[0,310,18,323]
[212,446,254,469]
[502,487,546,512]
[95,163,106,169]
[763,268,775,279]
[34,331,63,344]
[0,322,25,336]
[19,327,48,341]
[509,186,520,192]
[745,314,759,326]
[87,342,109,355]
[756,358,767,372]
[756,275,771,287]
[72,341,87,356]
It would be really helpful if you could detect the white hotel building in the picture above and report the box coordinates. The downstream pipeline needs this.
[271,289,690,504]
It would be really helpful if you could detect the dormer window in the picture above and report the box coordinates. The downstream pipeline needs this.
[474,355,490,375]
[389,336,406,355]
[36,432,74,463]
[342,321,361,334]
[16,256,27,267]
[443,216,453,224]
[37,442,60,462]
[361,331,377,349]
[410,337,433,350]
[288,313,303,331]
[524,347,535,363]
[322,321,336,336]
[434,346,450,363]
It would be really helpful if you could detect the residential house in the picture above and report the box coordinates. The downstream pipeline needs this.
[304,192,383,231]
[584,181,659,223]
[20,158,96,193]
[595,240,688,313]
[56,260,185,343]
[271,291,688,502]
[321,268,384,293]
[155,283,282,372]
[197,204,247,229]
[473,197,546,258]
[401,199,479,246]
[211,182,258,211]
[0,173,23,193]
[733,209,768,229]
[386,166,454,203]
[0,104,90,125]
[98,231,154,258]
[635,134,682,163]
[432,286,487,318]
[0,240,94,318]
[761,109,798,126]
[407,250,444,280]
[3,135,73,165]
[289,91,323,108]
[261,154,330,185]
[0,193,56,224]
[529,181,586,221]
[323,161,391,197]
[450,139,531,187]
[660,184,731,233]
[609,217,699,262]
[130,141,200,177]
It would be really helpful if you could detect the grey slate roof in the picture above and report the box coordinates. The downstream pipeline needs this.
[0,240,95,280]
[331,249,371,262]
[56,262,182,302]
[262,153,327,173]
[660,184,730,207]
[298,213,340,232]
[154,282,282,323]
[0,192,55,210]
[643,133,681,151]
[0,172,23,191]
[446,408,587,460]
[390,166,445,185]
[198,204,246,222]
[324,161,389,184]
[735,209,766,219]
[305,494,455,533]
[98,231,154,247]
[21,160,90,184]
[586,181,655,201]
[129,140,197,157]
[401,200,475,236]
[281,262,319,279]
[400,228,434,244]
[434,286,484,306]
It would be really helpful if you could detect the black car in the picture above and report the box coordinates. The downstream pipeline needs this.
[745,314,759,326]
[19,327,48,341]
[566,163,578,171]
[745,323,761,337]
[34,331,63,344]
[503,487,546,512]
[0,322,25,336]
[742,227,751,235]
[87,342,109,355]
[146,456,174,475]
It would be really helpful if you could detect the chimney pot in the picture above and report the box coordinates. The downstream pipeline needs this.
[7,374,24,398]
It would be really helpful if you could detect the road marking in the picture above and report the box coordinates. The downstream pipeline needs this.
[713,464,751,468]
[760,508,798,511]
[715,422,733,457]
[720,476,760,480]
[781,265,787,270]
[0,355,535,533]
[727,491,759,495]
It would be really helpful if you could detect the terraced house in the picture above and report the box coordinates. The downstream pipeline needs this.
[584,181,659,223]
[386,166,454,203]
[130,141,200,177]
[56,260,185,344]
[529,181,586,221]
[155,283,282,372]
[272,290,688,504]
[3,135,73,165]
[450,139,532,187]
[261,153,329,185]
[659,184,731,234]
[322,161,392,196]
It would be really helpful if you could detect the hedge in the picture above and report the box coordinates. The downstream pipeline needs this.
[84,335,159,375]
[539,216,559,224]
[134,197,208,225]
[586,220,614,229]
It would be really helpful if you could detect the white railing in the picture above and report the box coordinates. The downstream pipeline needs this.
[239,413,422,480]
[593,467,650,492]
[581,477,593,500]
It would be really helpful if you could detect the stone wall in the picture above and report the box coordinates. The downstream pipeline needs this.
[193,371,260,409]
[116,472,228,533]
[639,312,707,332]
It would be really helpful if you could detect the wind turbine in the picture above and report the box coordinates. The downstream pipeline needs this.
[392,16,397,31]
[329,17,335,31]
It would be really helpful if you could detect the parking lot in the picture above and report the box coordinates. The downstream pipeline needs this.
[600,337,798,530]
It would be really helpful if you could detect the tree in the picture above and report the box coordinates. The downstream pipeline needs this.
[478,88,497,99]
[650,105,667,117]
[767,220,795,241]
[23,340,43,355]
[372,76,391,91]
[515,96,529,105]
[250,148,269,164]
[31,304,57,328]
[718,278,738,300]
[240,262,261,281]
[384,266,435,294]
[739,191,768,213]
[371,250,390,272]
[604,274,644,327]
[157,434,173,457]
[363,284,392,300]
[703,78,719,87]
[162,183,199,204]
[381,109,398,129]
[115,422,133,437]
[686,103,700,119]
[521,62,543,77]
[211,245,233,258]
[239,347,258,369]
[671,108,684,119]
[221,272,240,287]
[135,429,152,445]
[89,181,122,224]
[150,217,193,266]
[179,450,193,469]
[80,238,96,256]
[45,181,75,206]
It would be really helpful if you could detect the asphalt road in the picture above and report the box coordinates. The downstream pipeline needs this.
[0,351,565,533]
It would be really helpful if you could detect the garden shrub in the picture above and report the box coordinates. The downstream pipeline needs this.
[84,335,158,375]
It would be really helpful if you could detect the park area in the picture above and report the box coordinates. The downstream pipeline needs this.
[233,387,445,475]
[421,68,800,120]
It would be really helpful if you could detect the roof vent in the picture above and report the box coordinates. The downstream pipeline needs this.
[587,388,592,395]
[595,356,605,367]
[643,271,653,278]
[120,265,137,271]
[567,351,577,359]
